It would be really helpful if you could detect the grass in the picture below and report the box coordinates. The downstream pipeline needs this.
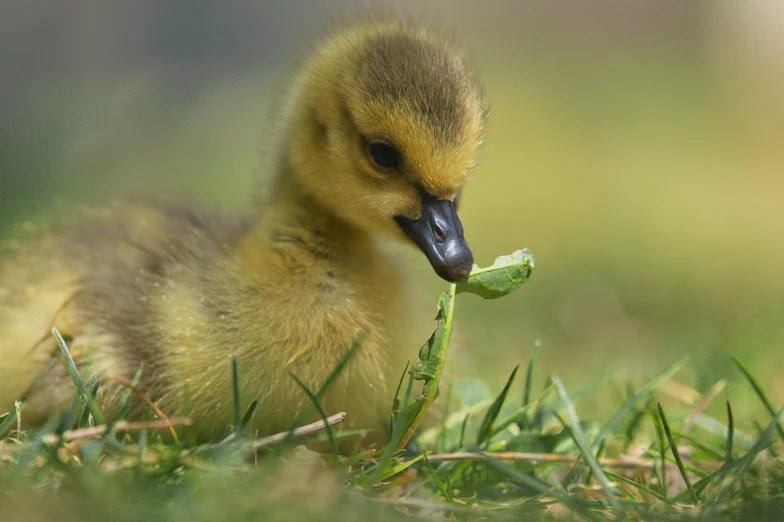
[2,282,784,521]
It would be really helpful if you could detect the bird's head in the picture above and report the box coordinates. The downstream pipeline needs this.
[287,21,487,282]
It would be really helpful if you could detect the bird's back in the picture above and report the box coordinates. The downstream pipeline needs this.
[0,202,248,422]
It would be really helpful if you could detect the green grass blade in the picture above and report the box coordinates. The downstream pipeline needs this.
[520,340,541,430]
[603,470,668,503]
[64,393,82,432]
[288,371,338,457]
[552,411,587,491]
[585,439,605,485]
[52,328,105,425]
[531,377,553,430]
[364,368,415,490]
[476,365,519,445]
[231,357,242,437]
[492,403,536,437]
[725,400,734,465]
[458,413,469,449]
[687,405,784,499]
[389,361,409,437]
[657,403,698,505]
[314,332,365,401]
[78,376,100,428]
[641,449,708,479]
[692,413,754,450]
[492,372,612,438]
[651,406,668,502]
[0,407,18,439]
[593,358,688,450]
[109,363,144,425]
[390,361,409,413]
[40,443,76,479]
[731,356,784,442]
[280,333,364,448]
[553,375,626,521]
[375,453,425,483]
[621,406,648,447]
[241,400,258,431]
[735,405,784,476]
[437,381,453,453]
[422,454,452,502]
[699,406,784,513]
[13,412,63,473]
[673,431,725,461]
[472,447,600,522]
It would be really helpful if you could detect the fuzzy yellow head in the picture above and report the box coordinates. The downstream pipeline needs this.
[287,21,487,281]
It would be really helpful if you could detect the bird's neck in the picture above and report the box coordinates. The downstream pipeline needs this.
[235,168,374,281]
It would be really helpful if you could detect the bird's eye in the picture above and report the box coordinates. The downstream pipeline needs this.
[368,140,400,170]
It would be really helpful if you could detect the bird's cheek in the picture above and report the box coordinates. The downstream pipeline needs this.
[385,191,421,222]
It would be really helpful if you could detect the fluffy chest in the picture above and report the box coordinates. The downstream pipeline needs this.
[149,248,408,428]
[154,241,404,361]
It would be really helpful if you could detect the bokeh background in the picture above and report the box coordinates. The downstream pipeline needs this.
[2,0,783,421]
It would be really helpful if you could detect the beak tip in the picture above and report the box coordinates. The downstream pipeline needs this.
[434,248,474,283]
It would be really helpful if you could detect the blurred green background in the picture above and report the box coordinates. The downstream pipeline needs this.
[2,1,783,422]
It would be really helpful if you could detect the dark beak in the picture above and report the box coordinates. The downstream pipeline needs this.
[395,194,474,282]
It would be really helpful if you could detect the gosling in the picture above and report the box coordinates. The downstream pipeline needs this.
[0,18,487,442]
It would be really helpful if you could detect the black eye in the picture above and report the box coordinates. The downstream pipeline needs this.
[368,140,400,170]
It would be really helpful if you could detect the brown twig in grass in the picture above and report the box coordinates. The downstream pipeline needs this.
[419,452,722,471]
[249,412,347,450]
[40,417,193,445]
[683,380,727,434]
[109,373,179,442]
[660,379,701,405]
[14,401,21,436]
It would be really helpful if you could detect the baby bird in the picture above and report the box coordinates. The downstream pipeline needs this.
[0,18,487,442]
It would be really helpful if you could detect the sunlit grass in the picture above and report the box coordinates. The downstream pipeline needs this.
[2,270,783,520]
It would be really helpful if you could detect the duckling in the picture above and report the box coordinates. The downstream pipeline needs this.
[0,18,487,442]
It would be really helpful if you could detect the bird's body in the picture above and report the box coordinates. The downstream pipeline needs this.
[0,201,413,438]
[0,18,487,443]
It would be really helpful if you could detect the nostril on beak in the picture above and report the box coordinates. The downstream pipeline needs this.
[432,223,447,242]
